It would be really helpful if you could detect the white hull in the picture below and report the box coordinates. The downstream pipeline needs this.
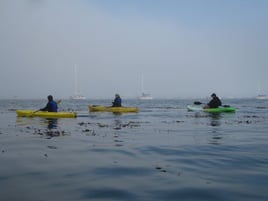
[70,95,86,100]
[139,93,153,100]
[256,95,268,100]
[139,97,153,100]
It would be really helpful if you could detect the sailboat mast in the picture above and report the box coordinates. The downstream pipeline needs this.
[70,64,86,100]
[139,73,153,100]
[141,74,144,93]
[74,64,79,95]
[257,80,261,95]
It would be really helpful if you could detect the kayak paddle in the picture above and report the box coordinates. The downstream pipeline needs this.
[194,101,203,105]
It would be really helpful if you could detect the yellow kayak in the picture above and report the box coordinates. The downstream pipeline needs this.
[16,110,77,118]
[89,105,139,113]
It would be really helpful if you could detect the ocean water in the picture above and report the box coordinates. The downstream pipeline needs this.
[0,98,268,201]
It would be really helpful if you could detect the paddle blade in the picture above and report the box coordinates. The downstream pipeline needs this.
[194,101,202,105]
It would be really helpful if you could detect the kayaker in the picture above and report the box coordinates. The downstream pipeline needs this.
[112,94,122,107]
[204,93,222,109]
[40,95,58,112]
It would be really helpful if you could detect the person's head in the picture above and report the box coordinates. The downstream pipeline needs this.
[115,94,120,98]
[47,95,53,101]
[211,93,216,98]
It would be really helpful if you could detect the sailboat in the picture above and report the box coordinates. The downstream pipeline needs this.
[139,92,153,100]
[256,95,268,100]
[138,74,153,100]
[70,65,86,100]
[256,81,268,100]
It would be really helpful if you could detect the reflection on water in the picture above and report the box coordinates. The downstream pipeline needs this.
[208,114,222,145]
[209,113,221,127]
[16,117,68,138]
[16,117,36,126]
[191,111,222,127]
[190,112,223,145]
[209,133,222,145]
[17,117,58,129]
[46,118,58,129]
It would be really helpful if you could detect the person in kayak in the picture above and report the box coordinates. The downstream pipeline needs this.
[204,93,222,109]
[40,95,58,112]
[112,94,122,107]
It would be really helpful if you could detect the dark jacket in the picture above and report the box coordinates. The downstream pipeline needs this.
[112,97,122,107]
[207,97,222,108]
[40,100,58,112]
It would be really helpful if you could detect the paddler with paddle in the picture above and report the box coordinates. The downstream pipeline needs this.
[39,95,58,112]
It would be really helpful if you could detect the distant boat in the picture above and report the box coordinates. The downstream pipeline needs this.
[256,81,268,100]
[138,74,153,100]
[70,95,86,100]
[70,65,86,100]
[256,94,268,100]
[139,92,153,100]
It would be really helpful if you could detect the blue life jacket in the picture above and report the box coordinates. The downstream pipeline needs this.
[113,97,122,107]
[47,100,58,112]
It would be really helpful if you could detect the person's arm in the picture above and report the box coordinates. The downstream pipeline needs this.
[207,100,213,107]
[40,103,49,111]
[204,99,213,108]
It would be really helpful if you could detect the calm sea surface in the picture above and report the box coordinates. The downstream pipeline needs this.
[0,98,268,201]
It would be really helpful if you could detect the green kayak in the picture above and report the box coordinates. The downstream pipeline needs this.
[187,105,236,113]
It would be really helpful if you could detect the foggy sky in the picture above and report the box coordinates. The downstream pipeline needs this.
[0,0,267,99]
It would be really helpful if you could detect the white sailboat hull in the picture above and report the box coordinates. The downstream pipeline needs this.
[139,95,153,100]
[70,95,86,100]
[256,95,268,100]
